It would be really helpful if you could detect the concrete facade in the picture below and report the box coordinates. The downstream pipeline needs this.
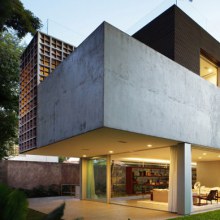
[104,24,220,149]
[37,22,220,150]
[37,25,104,147]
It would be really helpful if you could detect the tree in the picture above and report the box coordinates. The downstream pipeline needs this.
[0,32,23,160]
[0,0,42,38]
[0,0,41,159]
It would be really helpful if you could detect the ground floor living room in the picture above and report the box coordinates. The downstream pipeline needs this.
[81,143,220,214]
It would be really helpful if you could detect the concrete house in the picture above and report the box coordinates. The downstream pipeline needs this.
[20,5,220,215]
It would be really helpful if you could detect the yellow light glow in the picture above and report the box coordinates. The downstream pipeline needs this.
[122,157,197,166]
[123,157,170,164]
[208,68,213,73]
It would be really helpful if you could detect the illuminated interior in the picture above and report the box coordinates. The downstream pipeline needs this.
[200,55,218,86]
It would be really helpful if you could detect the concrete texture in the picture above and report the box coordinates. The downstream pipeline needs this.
[0,160,79,189]
[37,22,220,150]
[37,24,104,147]
[28,197,179,220]
[104,23,220,149]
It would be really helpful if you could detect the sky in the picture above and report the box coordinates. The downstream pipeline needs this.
[21,0,220,47]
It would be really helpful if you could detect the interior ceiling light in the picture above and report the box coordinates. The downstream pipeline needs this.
[218,155,220,158]
[198,156,202,159]
[147,144,152,147]
[202,153,207,156]
[82,155,87,158]
[109,150,114,154]
[208,68,213,73]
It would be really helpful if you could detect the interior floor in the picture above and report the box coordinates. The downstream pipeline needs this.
[111,195,220,213]
[111,195,168,211]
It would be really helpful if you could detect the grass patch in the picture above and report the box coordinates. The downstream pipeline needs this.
[169,209,220,220]
[27,209,47,220]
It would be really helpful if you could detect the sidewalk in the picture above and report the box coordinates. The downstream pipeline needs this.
[28,197,179,220]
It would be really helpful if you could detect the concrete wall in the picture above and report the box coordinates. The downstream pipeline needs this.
[0,160,79,189]
[104,23,220,149]
[37,22,220,150]
[37,24,104,147]
[197,161,220,187]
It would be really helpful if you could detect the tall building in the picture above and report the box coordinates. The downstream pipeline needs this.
[19,32,74,152]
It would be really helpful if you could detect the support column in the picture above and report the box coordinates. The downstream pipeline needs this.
[80,158,87,200]
[106,155,111,203]
[177,143,192,215]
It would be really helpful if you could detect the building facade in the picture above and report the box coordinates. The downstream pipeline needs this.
[133,5,220,86]
[19,5,220,215]
[19,32,74,152]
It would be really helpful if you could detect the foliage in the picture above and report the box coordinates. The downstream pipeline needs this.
[169,209,220,220]
[0,0,41,159]
[4,189,28,220]
[0,184,12,215]
[0,0,42,38]
[0,184,28,220]
[20,184,61,198]
[44,202,65,220]
[59,156,68,163]
[0,32,23,160]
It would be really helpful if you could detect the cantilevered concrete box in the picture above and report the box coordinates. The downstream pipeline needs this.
[37,22,220,152]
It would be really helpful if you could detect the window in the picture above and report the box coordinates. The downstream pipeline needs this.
[200,55,218,86]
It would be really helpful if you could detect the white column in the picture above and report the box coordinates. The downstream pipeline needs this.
[177,143,192,215]
[106,155,111,203]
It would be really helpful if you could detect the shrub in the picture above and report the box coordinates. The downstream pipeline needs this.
[3,189,28,220]
[0,184,28,220]
[19,184,61,198]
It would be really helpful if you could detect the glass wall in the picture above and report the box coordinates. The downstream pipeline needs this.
[86,157,107,202]
[110,159,169,211]
[200,55,218,86]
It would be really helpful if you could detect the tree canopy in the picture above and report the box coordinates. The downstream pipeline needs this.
[0,32,23,160]
[0,0,41,159]
[0,0,42,38]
